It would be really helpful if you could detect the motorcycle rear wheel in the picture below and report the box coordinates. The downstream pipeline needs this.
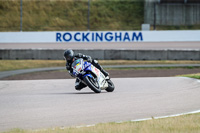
[83,76,101,93]
[105,79,115,92]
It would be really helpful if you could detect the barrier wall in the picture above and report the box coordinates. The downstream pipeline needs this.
[0,49,200,60]
[0,30,200,43]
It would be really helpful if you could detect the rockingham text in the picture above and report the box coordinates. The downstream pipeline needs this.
[56,32,143,42]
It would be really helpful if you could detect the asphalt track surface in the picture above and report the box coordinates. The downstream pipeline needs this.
[0,77,200,131]
[1,41,200,132]
[1,41,200,49]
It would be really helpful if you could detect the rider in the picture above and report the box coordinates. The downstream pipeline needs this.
[63,49,109,90]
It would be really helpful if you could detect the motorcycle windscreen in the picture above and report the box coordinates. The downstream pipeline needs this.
[72,59,83,76]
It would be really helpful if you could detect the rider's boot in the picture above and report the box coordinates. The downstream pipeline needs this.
[75,80,82,91]
[75,78,86,91]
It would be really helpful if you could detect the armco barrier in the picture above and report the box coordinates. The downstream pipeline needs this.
[136,50,168,60]
[168,50,200,60]
[0,49,200,60]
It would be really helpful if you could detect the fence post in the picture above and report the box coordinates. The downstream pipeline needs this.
[20,0,23,31]
[87,0,90,31]
[153,2,156,30]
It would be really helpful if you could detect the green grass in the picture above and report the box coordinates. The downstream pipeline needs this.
[105,67,200,70]
[1,60,200,71]
[0,60,65,71]
[0,0,144,31]
[99,60,200,65]
[3,113,200,133]
[178,73,200,79]
[1,0,200,31]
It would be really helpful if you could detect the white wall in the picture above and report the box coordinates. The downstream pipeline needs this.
[0,30,200,43]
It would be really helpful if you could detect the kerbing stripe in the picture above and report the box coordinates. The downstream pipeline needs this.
[130,110,200,123]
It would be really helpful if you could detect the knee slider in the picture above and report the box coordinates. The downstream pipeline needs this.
[93,59,98,64]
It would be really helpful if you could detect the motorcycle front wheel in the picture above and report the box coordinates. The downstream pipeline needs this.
[105,79,115,92]
[83,76,101,93]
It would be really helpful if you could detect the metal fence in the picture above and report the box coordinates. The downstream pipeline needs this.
[145,0,200,30]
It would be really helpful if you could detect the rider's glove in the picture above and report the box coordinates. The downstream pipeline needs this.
[87,56,92,63]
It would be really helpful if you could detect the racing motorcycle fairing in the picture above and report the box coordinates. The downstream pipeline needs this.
[71,58,108,89]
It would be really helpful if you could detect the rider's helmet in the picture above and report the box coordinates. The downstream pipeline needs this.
[64,49,74,61]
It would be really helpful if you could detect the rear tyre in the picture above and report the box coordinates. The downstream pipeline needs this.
[105,79,115,92]
[83,76,101,93]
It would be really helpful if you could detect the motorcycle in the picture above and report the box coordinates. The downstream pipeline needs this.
[71,58,115,93]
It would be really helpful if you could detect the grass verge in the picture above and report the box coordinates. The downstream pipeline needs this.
[4,113,200,133]
[1,60,200,71]
[0,60,65,71]
[0,0,144,31]
[177,73,200,79]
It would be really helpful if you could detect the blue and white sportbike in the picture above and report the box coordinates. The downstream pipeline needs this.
[72,58,115,93]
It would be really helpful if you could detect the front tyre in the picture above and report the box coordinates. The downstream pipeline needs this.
[83,76,101,93]
[105,79,115,92]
